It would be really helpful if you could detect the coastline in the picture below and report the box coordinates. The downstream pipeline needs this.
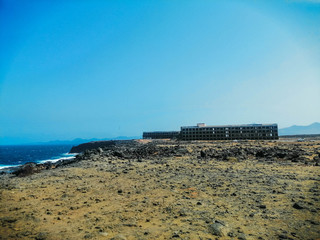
[0,139,319,239]
[0,154,77,175]
[0,144,77,173]
[37,153,77,165]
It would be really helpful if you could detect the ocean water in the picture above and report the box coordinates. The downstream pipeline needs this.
[0,145,76,169]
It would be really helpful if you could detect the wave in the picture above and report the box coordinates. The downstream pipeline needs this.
[0,152,78,170]
[38,155,76,164]
[0,165,21,170]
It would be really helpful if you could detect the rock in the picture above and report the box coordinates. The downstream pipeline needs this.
[123,221,137,227]
[293,202,304,210]
[13,162,40,177]
[99,232,108,237]
[35,232,47,240]
[278,234,294,239]
[110,234,127,240]
[238,233,247,240]
[172,233,180,238]
[84,233,93,239]
[178,208,188,217]
[209,220,230,237]
[200,150,207,158]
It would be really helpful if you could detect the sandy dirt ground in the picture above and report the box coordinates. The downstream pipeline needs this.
[0,140,319,240]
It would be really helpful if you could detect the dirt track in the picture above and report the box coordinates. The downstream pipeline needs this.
[0,140,319,240]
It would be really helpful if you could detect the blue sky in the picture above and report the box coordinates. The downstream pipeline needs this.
[0,0,320,144]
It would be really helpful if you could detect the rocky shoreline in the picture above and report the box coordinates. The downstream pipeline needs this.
[0,139,319,239]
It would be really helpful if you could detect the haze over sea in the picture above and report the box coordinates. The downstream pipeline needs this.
[0,145,76,169]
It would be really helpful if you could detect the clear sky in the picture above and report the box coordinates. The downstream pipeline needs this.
[1,0,320,144]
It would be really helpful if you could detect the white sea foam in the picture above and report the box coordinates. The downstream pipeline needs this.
[0,165,20,170]
[0,153,78,170]
[38,154,77,164]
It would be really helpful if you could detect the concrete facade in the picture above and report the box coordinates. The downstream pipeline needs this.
[143,131,180,139]
[180,123,278,140]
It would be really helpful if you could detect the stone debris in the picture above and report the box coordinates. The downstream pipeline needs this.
[0,140,319,239]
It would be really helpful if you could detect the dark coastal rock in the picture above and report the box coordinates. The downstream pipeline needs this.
[12,162,41,177]
[11,157,80,177]
[69,140,139,153]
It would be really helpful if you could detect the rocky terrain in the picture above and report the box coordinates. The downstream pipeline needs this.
[0,139,319,240]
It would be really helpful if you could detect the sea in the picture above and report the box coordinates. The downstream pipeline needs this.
[0,145,77,170]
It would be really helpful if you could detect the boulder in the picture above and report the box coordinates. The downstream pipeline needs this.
[209,220,230,237]
[13,162,40,177]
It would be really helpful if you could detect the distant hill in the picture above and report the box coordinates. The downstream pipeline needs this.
[37,136,141,146]
[279,122,320,136]
[0,136,141,146]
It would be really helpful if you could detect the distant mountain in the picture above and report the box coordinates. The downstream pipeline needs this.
[37,136,141,146]
[0,136,141,146]
[279,122,320,136]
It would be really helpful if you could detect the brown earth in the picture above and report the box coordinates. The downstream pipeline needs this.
[0,140,319,240]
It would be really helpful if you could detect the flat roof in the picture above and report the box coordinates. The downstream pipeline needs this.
[143,131,180,133]
[181,123,278,129]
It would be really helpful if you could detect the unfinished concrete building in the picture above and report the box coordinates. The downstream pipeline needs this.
[180,123,278,140]
[143,131,180,140]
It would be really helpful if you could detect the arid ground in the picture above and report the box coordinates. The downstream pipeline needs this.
[0,140,319,240]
